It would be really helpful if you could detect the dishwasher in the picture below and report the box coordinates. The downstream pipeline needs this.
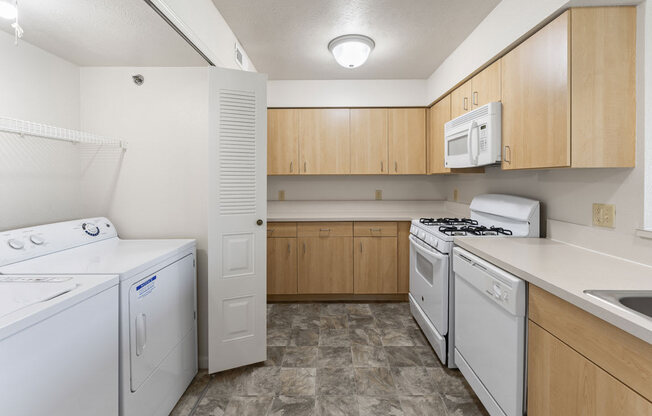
[452,247,527,416]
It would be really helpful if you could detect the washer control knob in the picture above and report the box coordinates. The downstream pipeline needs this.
[8,239,24,250]
[30,235,45,245]
[82,223,100,236]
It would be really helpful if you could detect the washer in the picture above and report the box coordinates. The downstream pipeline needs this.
[0,217,198,416]
[0,273,119,416]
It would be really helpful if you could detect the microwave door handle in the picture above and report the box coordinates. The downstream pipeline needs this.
[472,122,480,165]
[467,121,477,166]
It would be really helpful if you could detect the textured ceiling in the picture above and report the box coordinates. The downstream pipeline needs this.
[0,0,208,66]
[211,0,501,79]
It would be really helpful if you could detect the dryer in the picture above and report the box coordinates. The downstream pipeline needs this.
[0,218,198,416]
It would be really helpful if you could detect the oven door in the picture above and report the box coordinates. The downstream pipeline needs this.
[409,235,449,336]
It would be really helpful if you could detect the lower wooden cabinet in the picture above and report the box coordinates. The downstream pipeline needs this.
[267,221,409,297]
[298,236,353,294]
[528,321,652,416]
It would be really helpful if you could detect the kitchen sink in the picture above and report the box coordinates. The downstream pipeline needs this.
[584,290,652,320]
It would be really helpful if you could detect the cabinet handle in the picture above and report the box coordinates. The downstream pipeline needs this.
[287,243,291,254]
[394,161,398,172]
[380,161,383,172]
[473,91,478,106]
[319,228,330,232]
[290,161,293,173]
[369,227,381,233]
[360,241,363,252]
[463,97,468,111]
[304,161,307,172]
[504,145,511,164]
[303,242,306,255]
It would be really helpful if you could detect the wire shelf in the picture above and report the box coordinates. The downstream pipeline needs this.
[0,116,127,149]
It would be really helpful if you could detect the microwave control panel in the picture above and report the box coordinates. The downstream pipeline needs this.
[479,124,488,152]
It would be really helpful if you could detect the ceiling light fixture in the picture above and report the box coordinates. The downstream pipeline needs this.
[328,34,375,69]
[0,0,17,20]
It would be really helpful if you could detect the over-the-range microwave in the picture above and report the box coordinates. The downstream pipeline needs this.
[444,102,501,168]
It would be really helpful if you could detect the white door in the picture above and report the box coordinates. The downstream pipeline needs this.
[208,67,267,373]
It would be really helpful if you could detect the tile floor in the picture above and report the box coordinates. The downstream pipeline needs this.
[171,302,488,416]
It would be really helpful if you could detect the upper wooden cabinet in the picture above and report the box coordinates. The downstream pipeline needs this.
[450,60,502,119]
[427,95,452,174]
[299,108,351,174]
[388,108,426,174]
[268,109,299,175]
[350,109,388,174]
[502,7,636,170]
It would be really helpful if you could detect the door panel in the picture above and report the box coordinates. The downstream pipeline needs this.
[427,96,451,174]
[451,80,472,119]
[267,109,298,175]
[267,237,297,295]
[350,108,388,174]
[388,108,426,175]
[208,67,267,373]
[471,60,502,109]
[299,109,350,174]
[501,11,570,170]
[354,237,397,294]
[298,237,353,294]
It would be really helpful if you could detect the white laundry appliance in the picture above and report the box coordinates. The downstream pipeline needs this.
[409,194,539,368]
[0,273,119,416]
[0,217,198,416]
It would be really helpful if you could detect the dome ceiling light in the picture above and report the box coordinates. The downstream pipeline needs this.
[328,34,375,69]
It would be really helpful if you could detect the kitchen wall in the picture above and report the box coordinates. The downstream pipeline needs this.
[79,66,211,367]
[0,31,82,230]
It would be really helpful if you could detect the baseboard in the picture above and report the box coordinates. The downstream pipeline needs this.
[268,293,409,302]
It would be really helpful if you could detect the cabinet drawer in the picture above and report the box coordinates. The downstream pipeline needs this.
[354,222,398,237]
[529,285,652,402]
[267,222,297,238]
[297,222,353,237]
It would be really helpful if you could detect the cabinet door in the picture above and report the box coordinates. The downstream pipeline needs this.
[528,321,652,416]
[471,60,501,109]
[299,109,350,174]
[388,108,426,175]
[267,237,297,295]
[350,109,388,174]
[450,80,472,119]
[298,237,353,294]
[427,95,451,174]
[354,237,397,294]
[267,109,299,175]
[501,11,570,170]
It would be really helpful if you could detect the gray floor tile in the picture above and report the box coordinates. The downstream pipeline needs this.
[170,370,210,416]
[441,392,489,416]
[432,367,471,395]
[319,329,351,346]
[317,346,352,367]
[268,327,292,347]
[350,327,383,346]
[348,315,376,330]
[391,367,438,395]
[262,346,286,367]
[414,346,442,368]
[316,395,359,416]
[320,315,348,329]
[345,304,372,316]
[354,367,397,396]
[205,367,251,396]
[380,328,415,346]
[357,396,404,416]
[351,345,389,368]
[193,396,230,416]
[282,346,318,368]
[269,396,316,416]
[322,303,349,316]
[245,366,281,396]
[292,314,321,330]
[317,367,355,396]
[290,328,320,346]
[281,368,316,396]
[224,396,274,416]
[406,327,429,347]
[384,347,424,367]
[399,395,448,416]
[298,303,323,315]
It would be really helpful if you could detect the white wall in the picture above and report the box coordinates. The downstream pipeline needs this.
[267,79,427,107]
[79,66,211,366]
[0,31,82,230]
[268,175,447,201]
[152,0,255,71]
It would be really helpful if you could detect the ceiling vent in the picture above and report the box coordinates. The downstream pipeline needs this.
[234,43,244,69]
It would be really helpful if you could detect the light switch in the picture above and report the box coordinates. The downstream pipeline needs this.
[453,189,459,202]
[592,203,615,228]
[278,190,285,201]
[375,190,382,200]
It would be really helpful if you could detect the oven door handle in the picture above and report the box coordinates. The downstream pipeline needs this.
[409,235,447,261]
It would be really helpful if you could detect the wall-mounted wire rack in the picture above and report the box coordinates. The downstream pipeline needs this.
[0,116,127,149]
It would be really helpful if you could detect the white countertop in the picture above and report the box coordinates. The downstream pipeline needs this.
[454,237,652,344]
[267,200,462,222]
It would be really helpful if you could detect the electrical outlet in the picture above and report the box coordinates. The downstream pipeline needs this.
[592,203,615,228]
[375,190,382,200]
[453,189,459,202]
[278,190,285,201]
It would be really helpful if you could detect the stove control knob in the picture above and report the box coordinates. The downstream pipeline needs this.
[30,235,45,245]
[8,239,24,250]
[82,223,100,236]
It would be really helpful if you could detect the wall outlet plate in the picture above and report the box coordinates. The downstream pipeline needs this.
[453,189,459,202]
[278,190,285,201]
[375,190,382,200]
[593,203,615,228]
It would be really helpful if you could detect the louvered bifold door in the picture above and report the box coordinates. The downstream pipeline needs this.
[208,67,267,373]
